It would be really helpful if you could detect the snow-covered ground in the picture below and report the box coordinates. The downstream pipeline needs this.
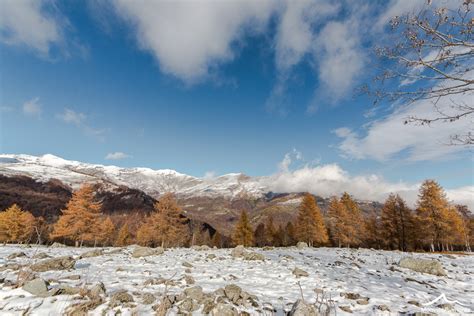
[0,245,473,315]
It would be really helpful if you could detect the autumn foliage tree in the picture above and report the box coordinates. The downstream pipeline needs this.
[115,222,131,246]
[327,197,350,247]
[232,210,254,246]
[97,217,115,246]
[380,194,413,251]
[415,180,452,251]
[0,204,36,244]
[50,184,102,246]
[136,193,188,248]
[341,192,366,246]
[295,193,328,247]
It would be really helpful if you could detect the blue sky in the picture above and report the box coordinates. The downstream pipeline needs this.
[0,0,472,203]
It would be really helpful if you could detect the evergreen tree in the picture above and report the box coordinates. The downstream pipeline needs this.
[416,180,451,251]
[232,210,254,246]
[0,204,36,243]
[380,194,413,251]
[115,223,131,246]
[295,193,328,247]
[50,184,102,246]
[327,196,350,247]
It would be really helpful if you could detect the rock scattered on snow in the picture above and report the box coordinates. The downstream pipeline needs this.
[289,299,319,316]
[132,246,164,258]
[296,242,308,249]
[7,252,27,260]
[292,267,309,278]
[399,257,446,276]
[22,278,49,297]
[230,245,265,261]
[79,249,103,258]
[50,242,67,248]
[30,256,76,272]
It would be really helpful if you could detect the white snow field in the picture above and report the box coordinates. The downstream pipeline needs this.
[0,245,473,315]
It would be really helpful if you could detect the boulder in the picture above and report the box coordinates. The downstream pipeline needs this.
[22,278,50,297]
[185,275,195,285]
[182,261,194,268]
[296,242,308,249]
[30,256,76,272]
[243,252,265,261]
[132,246,164,258]
[50,242,67,248]
[110,290,134,306]
[142,293,156,305]
[292,267,309,278]
[184,285,204,302]
[289,299,318,316]
[79,249,103,259]
[224,284,242,302]
[230,245,246,258]
[89,282,106,298]
[7,252,27,260]
[32,253,50,259]
[399,257,446,276]
[211,303,238,316]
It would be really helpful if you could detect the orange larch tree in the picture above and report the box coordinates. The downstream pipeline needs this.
[340,192,366,247]
[97,216,116,246]
[295,193,328,247]
[115,222,131,246]
[415,180,451,251]
[0,204,36,244]
[327,196,350,247]
[137,193,188,248]
[380,194,413,251]
[232,210,254,246]
[50,184,102,246]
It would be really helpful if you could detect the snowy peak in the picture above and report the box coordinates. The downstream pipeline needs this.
[0,154,266,199]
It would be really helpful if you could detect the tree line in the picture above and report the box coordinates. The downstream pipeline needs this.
[0,180,472,252]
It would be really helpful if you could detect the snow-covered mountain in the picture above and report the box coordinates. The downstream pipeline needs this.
[0,154,268,199]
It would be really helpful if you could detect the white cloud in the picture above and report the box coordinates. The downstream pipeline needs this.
[334,89,473,161]
[113,0,276,82]
[105,152,130,160]
[0,0,61,55]
[56,107,107,142]
[22,97,41,117]
[203,171,217,179]
[278,148,303,172]
[265,156,473,210]
[56,108,86,126]
[311,19,365,106]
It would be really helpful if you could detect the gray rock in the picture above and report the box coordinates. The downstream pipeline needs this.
[79,249,103,259]
[22,278,49,297]
[211,302,238,316]
[30,256,76,272]
[89,282,106,298]
[7,252,27,260]
[296,242,308,249]
[132,246,164,258]
[50,242,67,248]
[55,284,81,295]
[142,293,156,305]
[182,261,194,268]
[399,257,447,276]
[32,253,50,259]
[184,285,204,301]
[230,245,246,258]
[292,267,309,278]
[224,284,242,302]
[110,290,134,306]
[243,252,265,261]
[207,254,217,259]
[289,299,319,316]
[356,298,369,305]
[185,274,195,285]
[377,304,390,311]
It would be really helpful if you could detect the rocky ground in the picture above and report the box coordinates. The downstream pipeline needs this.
[0,244,472,315]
